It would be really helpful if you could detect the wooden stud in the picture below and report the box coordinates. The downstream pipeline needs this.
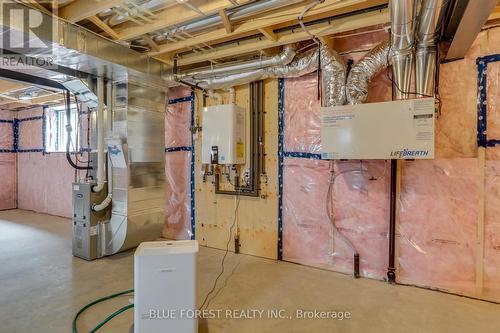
[148,0,387,57]
[259,27,278,42]
[219,9,232,34]
[173,8,388,66]
[476,147,486,296]
[88,16,120,40]
[58,0,124,22]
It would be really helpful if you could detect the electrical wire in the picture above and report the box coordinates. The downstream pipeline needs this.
[72,289,134,333]
[199,189,242,311]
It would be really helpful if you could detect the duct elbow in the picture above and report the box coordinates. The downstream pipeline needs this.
[320,45,347,107]
[346,40,390,104]
[92,194,112,212]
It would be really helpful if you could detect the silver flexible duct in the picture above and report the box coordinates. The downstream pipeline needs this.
[190,45,346,95]
[320,44,347,107]
[415,0,450,97]
[390,0,416,100]
[346,40,391,104]
[180,44,297,80]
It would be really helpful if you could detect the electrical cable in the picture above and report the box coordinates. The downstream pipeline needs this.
[72,289,134,333]
[199,189,242,310]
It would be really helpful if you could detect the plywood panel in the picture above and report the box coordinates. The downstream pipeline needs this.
[194,80,279,259]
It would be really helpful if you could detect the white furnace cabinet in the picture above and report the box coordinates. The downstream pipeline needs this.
[321,98,435,160]
[201,104,245,164]
[134,240,198,333]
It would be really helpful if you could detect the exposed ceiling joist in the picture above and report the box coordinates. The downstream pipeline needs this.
[259,27,278,42]
[88,15,120,40]
[168,8,389,66]
[149,0,387,58]
[115,0,253,41]
[219,8,233,33]
[0,80,26,95]
[58,0,124,22]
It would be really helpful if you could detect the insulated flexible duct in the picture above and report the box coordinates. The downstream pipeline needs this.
[179,44,297,80]
[346,40,391,104]
[191,45,345,94]
[415,0,450,97]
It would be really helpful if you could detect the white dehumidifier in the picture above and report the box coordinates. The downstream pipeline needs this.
[134,240,199,333]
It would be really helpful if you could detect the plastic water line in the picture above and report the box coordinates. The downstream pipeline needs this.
[93,76,106,194]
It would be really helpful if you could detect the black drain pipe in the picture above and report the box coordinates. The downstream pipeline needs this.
[387,159,397,283]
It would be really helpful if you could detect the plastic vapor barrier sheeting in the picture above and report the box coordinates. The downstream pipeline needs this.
[16,107,74,218]
[164,86,193,240]
[485,147,500,299]
[397,159,480,294]
[282,73,390,279]
[0,109,16,210]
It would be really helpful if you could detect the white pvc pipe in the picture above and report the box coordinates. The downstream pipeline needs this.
[93,76,105,193]
[93,81,114,212]
[228,87,236,104]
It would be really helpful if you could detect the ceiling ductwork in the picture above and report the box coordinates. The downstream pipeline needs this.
[147,0,306,44]
[415,0,450,97]
[178,44,297,80]
[187,44,346,103]
[346,39,391,104]
[390,0,416,100]
[106,0,174,27]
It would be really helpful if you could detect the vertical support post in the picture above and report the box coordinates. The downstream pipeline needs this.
[387,159,398,283]
[476,147,486,295]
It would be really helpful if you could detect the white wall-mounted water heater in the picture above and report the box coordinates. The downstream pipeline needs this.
[201,104,245,165]
[321,98,435,160]
[134,240,199,333]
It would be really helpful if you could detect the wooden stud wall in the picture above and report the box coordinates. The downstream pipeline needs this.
[194,79,279,259]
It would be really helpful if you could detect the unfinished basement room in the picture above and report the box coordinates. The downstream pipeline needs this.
[2,0,500,332]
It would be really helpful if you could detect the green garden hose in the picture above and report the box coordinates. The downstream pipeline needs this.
[72,289,134,333]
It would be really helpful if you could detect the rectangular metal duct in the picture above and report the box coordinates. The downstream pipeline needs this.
[445,0,497,60]
[104,80,166,255]
[0,0,169,256]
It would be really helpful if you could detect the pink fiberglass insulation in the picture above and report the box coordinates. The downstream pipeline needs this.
[169,86,192,100]
[398,159,479,295]
[282,158,389,279]
[163,151,192,240]
[435,26,500,158]
[0,154,16,210]
[484,147,500,300]
[0,122,13,150]
[0,109,16,210]
[283,73,321,153]
[166,101,191,148]
[282,71,391,279]
[487,62,500,142]
[17,153,73,218]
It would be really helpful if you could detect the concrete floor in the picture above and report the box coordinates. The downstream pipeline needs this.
[1,210,500,333]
